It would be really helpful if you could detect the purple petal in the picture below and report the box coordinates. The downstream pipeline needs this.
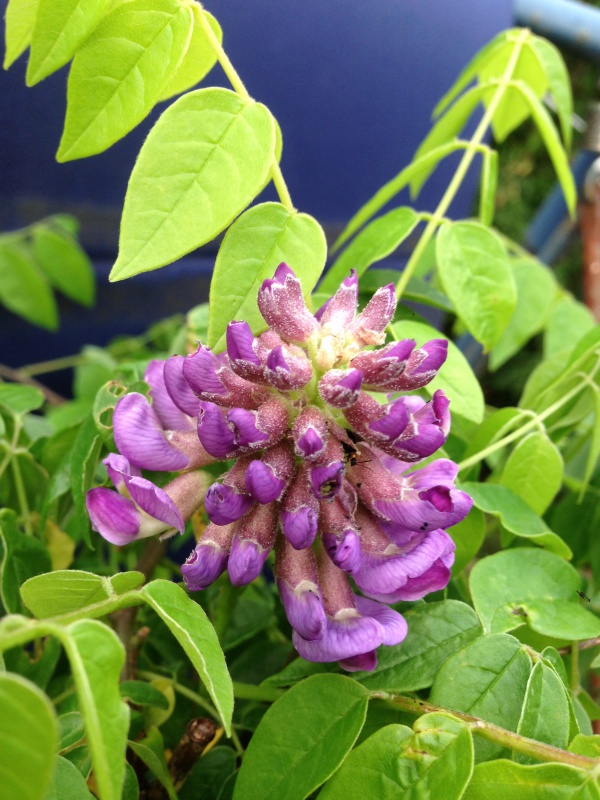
[227,320,260,365]
[204,483,254,525]
[104,452,140,491]
[318,270,358,328]
[127,477,184,533]
[228,537,270,586]
[309,461,345,500]
[319,369,363,409]
[182,544,229,591]
[355,596,408,645]
[293,612,384,663]
[338,651,378,672]
[164,355,201,417]
[322,529,362,574]
[144,360,194,431]
[197,402,238,458]
[280,506,318,549]
[296,427,326,460]
[227,407,269,449]
[86,487,141,545]
[368,400,410,440]
[257,262,319,343]
[183,345,227,396]
[278,581,326,641]
[348,284,397,345]
[113,393,190,471]
[244,460,286,504]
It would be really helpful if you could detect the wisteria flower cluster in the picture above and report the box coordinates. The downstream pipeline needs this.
[87,264,472,671]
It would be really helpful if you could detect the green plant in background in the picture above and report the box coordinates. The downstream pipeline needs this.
[2,2,600,799]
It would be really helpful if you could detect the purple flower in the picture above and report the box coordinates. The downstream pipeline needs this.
[87,263,470,671]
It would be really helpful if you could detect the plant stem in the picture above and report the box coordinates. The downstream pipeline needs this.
[232,681,284,703]
[380,693,598,770]
[0,363,65,404]
[11,457,33,537]
[571,641,580,693]
[196,3,295,213]
[394,28,530,301]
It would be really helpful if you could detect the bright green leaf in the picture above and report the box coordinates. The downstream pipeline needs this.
[511,79,576,215]
[392,320,484,423]
[141,580,233,735]
[430,633,531,761]
[0,240,58,329]
[207,202,326,352]
[436,221,516,352]
[0,673,58,800]
[128,728,176,800]
[500,431,563,515]
[57,0,194,161]
[58,712,85,751]
[27,0,112,85]
[464,760,600,800]
[233,674,369,800]
[0,509,52,614]
[544,297,596,359]
[478,37,547,142]
[32,226,95,305]
[515,661,570,763]
[69,414,103,545]
[111,88,276,280]
[0,383,45,415]
[449,506,486,572]
[469,548,598,640]
[355,600,482,692]
[65,620,129,800]
[569,734,600,758]
[4,0,40,68]
[460,482,571,557]
[111,571,144,594]
[530,36,573,150]
[158,6,221,101]
[21,570,112,618]
[178,746,236,800]
[44,755,95,800]
[490,258,557,370]
[320,207,419,294]
[120,681,169,709]
[321,714,473,800]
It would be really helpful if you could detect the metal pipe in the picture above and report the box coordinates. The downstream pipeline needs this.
[514,0,600,63]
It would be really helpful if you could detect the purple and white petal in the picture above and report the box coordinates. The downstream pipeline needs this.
[144,360,194,431]
[86,487,141,545]
[319,369,363,409]
[204,483,254,526]
[164,355,201,417]
[257,263,319,344]
[347,283,397,346]
[182,522,235,591]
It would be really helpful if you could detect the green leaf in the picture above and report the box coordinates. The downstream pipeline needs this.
[57,0,194,161]
[581,389,600,498]
[430,633,531,761]
[569,734,600,758]
[478,37,547,142]
[510,79,576,215]
[332,141,467,253]
[544,298,596,359]
[392,320,484,423]
[0,383,45,415]
[355,600,482,692]
[111,571,144,593]
[58,711,85,751]
[411,87,485,196]
[233,674,369,800]
[0,673,58,800]
[207,202,326,352]
[460,482,571,557]
[111,88,276,281]
[0,240,58,329]
[4,0,40,68]
[44,755,95,799]
[436,221,516,352]
[178,746,236,800]
[519,347,571,411]
[120,681,169,709]
[514,661,570,763]
[479,149,498,226]
[469,548,600,640]
[0,509,52,613]
[489,258,557,370]
[32,226,95,306]
[463,760,600,800]
[64,619,129,800]
[530,36,573,150]
[320,715,473,800]
[449,506,486,572]
[500,431,563,515]
[158,7,221,101]
[141,580,233,735]
[320,207,419,295]
[21,570,112,617]
[3,637,61,692]
[27,0,112,85]
[69,414,103,545]
[128,728,177,800]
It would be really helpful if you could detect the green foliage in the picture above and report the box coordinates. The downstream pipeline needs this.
[3,9,600,800]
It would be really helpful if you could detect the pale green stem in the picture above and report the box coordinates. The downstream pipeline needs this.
[380,693,598,770]
[195,2,295,213]
[395,29,530,301]
[571,641,580,693]
[11,457,33,536]
[457,362,600,472]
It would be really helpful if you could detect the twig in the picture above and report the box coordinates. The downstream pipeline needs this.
[0,363,65,405]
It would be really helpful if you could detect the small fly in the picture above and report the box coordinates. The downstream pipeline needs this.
[576,590,591,602]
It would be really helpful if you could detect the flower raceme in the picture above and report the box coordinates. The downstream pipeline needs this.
[86,264,472,671]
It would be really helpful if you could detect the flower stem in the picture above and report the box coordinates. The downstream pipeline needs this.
[395,28,530,301]
[195,3,295,213]
[379,692,598,770]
